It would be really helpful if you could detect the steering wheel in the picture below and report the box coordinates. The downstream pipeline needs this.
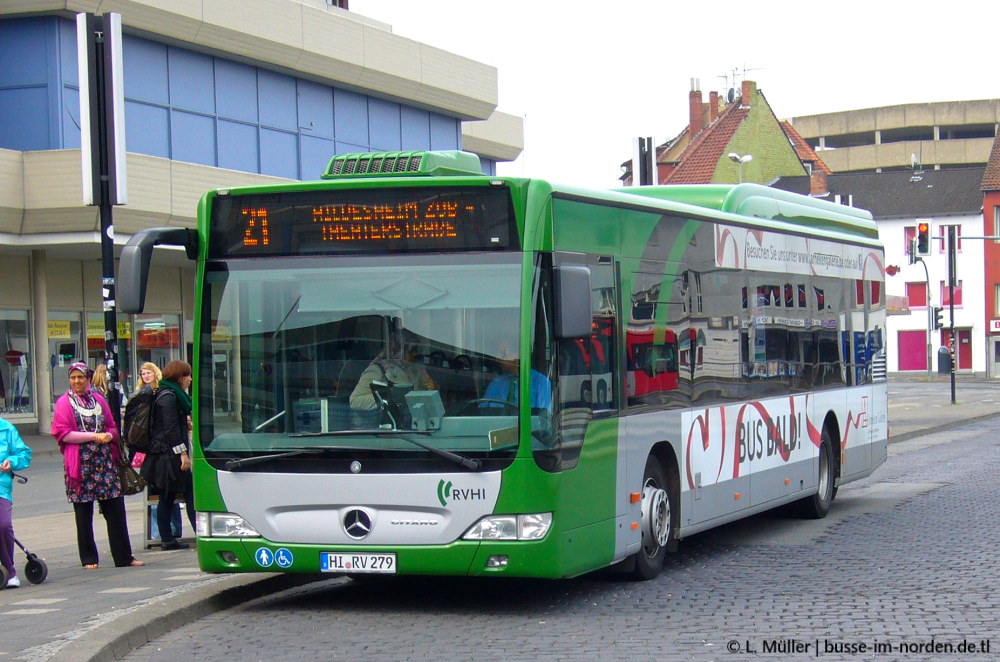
[458,398,519,414]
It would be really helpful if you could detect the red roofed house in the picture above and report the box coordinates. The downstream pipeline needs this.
[621,79,829,193]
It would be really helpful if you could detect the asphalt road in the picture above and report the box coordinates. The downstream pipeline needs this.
[120,394,1000,661]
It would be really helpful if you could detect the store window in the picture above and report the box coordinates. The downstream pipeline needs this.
[0,311,32,416]
[87,313,133,393]
[48,312,83,407]
[132,314,181,389]
[90,314,182,395]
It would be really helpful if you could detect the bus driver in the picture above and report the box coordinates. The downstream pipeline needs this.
[349,331,435,412]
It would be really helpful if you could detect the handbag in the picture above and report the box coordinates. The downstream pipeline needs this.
[116,440,147,496]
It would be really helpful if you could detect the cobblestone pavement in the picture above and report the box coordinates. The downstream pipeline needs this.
[123,420,1000,662]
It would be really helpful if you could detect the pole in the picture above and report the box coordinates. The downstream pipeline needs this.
[948,226,956,405]
[100,201,122,428]
[918,258,932,376]
[82,14,123,428]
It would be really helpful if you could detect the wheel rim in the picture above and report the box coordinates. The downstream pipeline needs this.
[640,478,670,555]
[818,445,831,502]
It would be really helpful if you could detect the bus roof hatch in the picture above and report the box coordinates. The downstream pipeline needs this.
[321,150,484,179]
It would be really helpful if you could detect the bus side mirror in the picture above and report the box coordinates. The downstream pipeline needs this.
[119,227,198,313]
[553,265,592,340]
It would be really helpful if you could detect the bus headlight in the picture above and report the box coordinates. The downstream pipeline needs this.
[462,513,552,541]
[197,512,261,538]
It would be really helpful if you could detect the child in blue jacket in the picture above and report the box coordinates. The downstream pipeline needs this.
[1,416,32,588]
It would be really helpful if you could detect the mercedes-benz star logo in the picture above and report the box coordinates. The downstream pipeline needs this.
[343,509,373,540]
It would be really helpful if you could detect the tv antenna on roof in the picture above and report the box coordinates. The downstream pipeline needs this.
[718,64,764,102]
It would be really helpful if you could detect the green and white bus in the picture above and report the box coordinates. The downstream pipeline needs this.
[120,150,887,580]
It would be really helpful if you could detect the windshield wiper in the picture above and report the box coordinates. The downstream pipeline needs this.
[225,447,334,471]
[291,429,481,470]
[394,433,481,471]
[289,429,412,438]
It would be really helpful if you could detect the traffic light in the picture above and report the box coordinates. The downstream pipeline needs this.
[915,221,931,256]
[933,305,945,330]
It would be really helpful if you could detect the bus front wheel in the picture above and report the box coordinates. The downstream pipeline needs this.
[633,455,673,580]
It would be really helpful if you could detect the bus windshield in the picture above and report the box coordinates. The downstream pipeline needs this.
[199,252,533,471]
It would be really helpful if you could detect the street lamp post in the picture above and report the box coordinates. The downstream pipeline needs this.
[728,152,752,183]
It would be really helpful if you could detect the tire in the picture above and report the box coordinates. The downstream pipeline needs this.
[596,380,607,405]
[801,429,835,519]
[632,455,674,580]
[25,556,48,584]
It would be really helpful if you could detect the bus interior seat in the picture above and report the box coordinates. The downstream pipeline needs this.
[425,358,478,411]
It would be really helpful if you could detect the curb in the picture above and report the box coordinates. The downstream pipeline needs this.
[48,573,326,662]
[887,411,1000,445]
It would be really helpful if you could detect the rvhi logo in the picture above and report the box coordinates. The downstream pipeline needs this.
[437,479,486,507]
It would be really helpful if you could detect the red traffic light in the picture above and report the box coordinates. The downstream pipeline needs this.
[915,222,931,256]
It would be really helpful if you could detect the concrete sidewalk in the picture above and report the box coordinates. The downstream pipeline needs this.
[4,385,1000,662]
[1,434,315,662]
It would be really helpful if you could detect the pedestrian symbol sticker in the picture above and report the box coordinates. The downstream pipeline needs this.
[275,548,293,568]
[255,547,274,567]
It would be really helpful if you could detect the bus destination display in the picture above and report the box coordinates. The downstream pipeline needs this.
[209,186,515,257]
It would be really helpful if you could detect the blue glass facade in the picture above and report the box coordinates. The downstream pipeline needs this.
[0,16,463,180]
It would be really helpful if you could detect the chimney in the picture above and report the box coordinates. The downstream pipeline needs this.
[689,78,704,137]
[709,91,719,124]
[741,80,753,107]
[810,169,828,196]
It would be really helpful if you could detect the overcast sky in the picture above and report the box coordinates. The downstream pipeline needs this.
[349,0,997,188]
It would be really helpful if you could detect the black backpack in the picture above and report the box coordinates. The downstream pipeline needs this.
[122,388,162,452]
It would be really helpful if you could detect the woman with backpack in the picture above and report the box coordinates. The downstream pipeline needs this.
[140,360,195,551]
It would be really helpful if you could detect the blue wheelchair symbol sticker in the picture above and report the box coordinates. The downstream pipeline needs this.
[255,547,274,567]
[275,548,293,569]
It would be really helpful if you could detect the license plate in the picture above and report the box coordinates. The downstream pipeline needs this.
[321,552,396,574]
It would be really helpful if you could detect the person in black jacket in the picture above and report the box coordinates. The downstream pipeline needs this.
[140,360,194,550]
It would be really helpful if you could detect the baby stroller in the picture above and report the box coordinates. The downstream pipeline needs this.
[0,472,48,588]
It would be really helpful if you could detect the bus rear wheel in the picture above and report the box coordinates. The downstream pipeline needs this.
[633,455,673,580]
[801,429,835,519]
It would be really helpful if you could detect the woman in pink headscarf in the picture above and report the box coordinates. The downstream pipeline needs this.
[50,362,143,569]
